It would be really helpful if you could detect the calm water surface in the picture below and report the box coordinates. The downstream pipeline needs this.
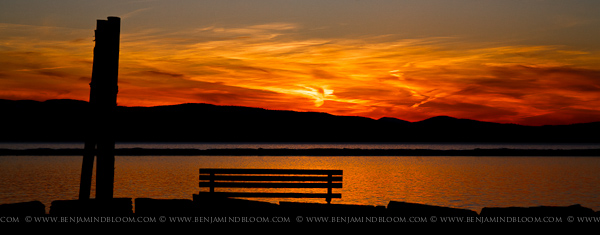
[1,155,599,213]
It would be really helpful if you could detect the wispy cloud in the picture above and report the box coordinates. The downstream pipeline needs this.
[2,21,600,125]
[121,7,153,19]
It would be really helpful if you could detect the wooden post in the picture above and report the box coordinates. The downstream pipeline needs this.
[209,173,215,193]
[79,16,120,200]
[327,174,332,204]
[78,140,95,200]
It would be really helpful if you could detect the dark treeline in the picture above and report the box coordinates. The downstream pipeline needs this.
[1,99,599,143]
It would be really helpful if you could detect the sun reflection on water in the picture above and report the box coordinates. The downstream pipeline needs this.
[1,155,600,213]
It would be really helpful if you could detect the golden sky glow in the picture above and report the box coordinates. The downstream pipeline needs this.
[1,1,600,126]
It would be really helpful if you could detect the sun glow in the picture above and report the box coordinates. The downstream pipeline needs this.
[2,19,600,125]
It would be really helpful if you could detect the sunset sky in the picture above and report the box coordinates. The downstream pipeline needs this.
[1,0,600,126]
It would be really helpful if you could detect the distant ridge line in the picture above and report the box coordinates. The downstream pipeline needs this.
[1,99,599,143]
[1,148,600,156]
[4,98,600,126]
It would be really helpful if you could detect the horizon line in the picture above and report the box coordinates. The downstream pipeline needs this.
[3,98,600,127]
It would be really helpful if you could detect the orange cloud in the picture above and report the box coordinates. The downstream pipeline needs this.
[2,22,600,126]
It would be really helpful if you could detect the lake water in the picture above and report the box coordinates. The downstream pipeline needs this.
[1,142,600,213]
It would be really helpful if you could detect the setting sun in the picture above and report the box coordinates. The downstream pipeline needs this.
[1,1,600,126]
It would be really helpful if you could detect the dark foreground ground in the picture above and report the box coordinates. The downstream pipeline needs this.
[1,196,599,229]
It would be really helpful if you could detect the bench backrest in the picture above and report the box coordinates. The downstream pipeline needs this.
[199,168,343,204]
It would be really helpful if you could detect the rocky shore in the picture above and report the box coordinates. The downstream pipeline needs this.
[1,197,598,225]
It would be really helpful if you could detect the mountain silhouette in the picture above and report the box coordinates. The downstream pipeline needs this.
[1,99,598,143]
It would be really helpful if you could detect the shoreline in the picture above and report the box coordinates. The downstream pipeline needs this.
[1,148,600,156]
[1,198,598,227]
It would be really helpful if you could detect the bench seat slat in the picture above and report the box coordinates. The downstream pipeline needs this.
[197,192,342,199]
[198,168,343,204]
[200,175,342,182]
[200,168,342,175]
[200,182,342,188]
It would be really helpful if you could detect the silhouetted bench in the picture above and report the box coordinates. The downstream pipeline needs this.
[198,168,343,204]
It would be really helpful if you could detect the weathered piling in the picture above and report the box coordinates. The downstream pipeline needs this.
[79,16,121,200]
